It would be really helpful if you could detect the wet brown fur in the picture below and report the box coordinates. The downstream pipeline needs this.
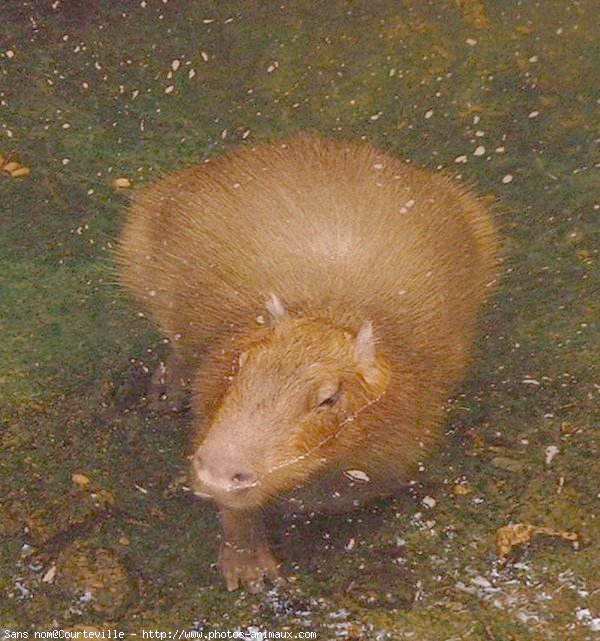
[117,133,499,510]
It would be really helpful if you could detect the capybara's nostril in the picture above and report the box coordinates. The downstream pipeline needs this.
[193,445,256,493]
[230,470,256,489]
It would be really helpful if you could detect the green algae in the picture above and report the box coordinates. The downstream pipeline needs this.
[1,0,598,637]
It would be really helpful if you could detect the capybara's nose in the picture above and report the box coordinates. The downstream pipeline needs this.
[193,447,257,493]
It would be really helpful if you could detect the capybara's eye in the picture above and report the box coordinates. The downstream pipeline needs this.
[318,391,339,409]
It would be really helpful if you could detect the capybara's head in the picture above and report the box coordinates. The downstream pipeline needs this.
[191,295,391,510]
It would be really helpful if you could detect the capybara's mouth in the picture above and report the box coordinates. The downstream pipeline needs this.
[190,469,265,510]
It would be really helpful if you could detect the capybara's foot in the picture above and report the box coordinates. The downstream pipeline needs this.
[219,539,281,592]
[148,349,190,413]
[217,508,281,592]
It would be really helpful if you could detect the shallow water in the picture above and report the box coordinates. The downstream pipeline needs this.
[1,1,598,638]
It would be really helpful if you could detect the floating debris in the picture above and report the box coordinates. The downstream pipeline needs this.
[422,496,436,508]
[544,445,559,465]
[344,469,370,482]
[9,166,30,177]
[452,483,472,496]
[41,564,57,584]
[72,472,91,486]
[113,177,132,189]
[0,155,30,177]
[496,523,578,558]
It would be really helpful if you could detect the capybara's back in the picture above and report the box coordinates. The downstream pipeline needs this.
[117,134,499,591]
[119,134,497,380]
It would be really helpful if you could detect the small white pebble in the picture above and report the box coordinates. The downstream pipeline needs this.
[528,110,539,118]
[455,155,468,163]
[5,49,15,58]
[424,109,434,119]
[422,496,436,508]
[502,174,514,184]
[188,68,196,79]
[466,38,477,46]
[164,85,174,94]
[171,59,180,71]
[474,145,486,156]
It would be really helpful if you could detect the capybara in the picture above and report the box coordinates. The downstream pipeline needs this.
[117,133,499,592]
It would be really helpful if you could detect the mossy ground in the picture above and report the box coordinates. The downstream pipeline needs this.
[1,1,598,638]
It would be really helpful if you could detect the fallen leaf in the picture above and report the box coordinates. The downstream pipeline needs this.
[72,472,91,486]
[452,483,472,496]
[113,177,132,189]
[11,166,30,177]
[42,564,57,583]
[496,522,578,557]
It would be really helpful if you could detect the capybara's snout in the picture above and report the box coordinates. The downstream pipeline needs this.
[192,440,258,504]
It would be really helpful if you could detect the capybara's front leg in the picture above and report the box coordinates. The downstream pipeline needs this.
[148,347,190,412]
[218,507,280,592]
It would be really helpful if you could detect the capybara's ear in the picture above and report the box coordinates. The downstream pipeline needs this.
[238,350,249,370]
[266,293,287,325]
[355,321,386,388]
[354,320,375,369]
